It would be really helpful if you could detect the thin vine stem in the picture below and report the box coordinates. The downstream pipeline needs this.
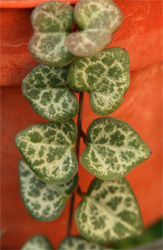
[67,92,84,236]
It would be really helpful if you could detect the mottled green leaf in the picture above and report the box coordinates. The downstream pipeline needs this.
[81,117,151,180]
[75,178,143,243]
[19,160,78,222]
[15,120,78,184]
[65,0,122,57]
[58,235,108,249]
[21,234,53,250]
[22,65,79,122]
[68,48,130,115]
[29,1,75,66]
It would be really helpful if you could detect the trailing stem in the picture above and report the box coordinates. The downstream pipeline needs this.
[67,92,84,236]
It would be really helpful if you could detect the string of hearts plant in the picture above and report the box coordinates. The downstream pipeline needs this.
[15,0,151,249]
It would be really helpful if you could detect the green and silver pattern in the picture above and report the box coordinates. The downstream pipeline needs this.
[68,48,130,116]
[15,120,78,184]
[19,160,78,222]
[22,65,79,122]
[29,1,75,66]
[75,178,143,243]
[58,235,108,250]
[21,234,53,250]
[81,117,151,179]
[65,0,123,57]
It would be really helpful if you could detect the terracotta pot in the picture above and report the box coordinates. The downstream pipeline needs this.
[1,1,162,249]
[1,0,162,86]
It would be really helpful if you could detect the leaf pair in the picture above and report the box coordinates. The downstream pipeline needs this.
[23,48,130,120]
[29,0,123,65]
[65,0,123,57]
[15,117,150,184]
[20,175,143,243]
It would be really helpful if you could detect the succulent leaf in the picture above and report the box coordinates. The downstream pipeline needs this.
[65,0,123,57]
[22,65,79,122]
[15,120,78,184]
[68,48,130,115]
[81,117,151,180]
[29,1,75,66]
[58,235,108,249]
[21,234,53,250]
[75,178,143,243]
[19,160,78,222]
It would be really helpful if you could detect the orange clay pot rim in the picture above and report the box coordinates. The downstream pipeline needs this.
[0,0,79,9]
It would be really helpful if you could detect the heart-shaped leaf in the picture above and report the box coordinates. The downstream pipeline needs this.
[21,234,53,250]
[81,117,151,180]
[58,235,108,250]
[65,0,123,57]
[75,178,143,243]
[19,160,78,222]
[29,1,75,66]
[15,120,78,184]
[68,48,130,115]
[22,65,79,122]
[65,29,112,58]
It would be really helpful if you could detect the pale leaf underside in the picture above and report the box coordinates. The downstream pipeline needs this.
[65,0,123,57]
[21,234,53,250]
[81,117,151,180]
[15,120,78,184]
[29,1,75,66]
[22,65,79,122]
[68,48,130,115]
[19,160,78,222]
[65,29,112,57]
[75,178,143,243]
[58,235,108,250]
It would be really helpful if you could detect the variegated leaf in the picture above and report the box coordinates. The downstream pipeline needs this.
[15,120,78,184]
[75,178,143,243]
[65,0,122,57]
[58,235,108,250]
[19,160,78,222]
[68,48,130,115]
[81,117,151,180]
[29,1,75,66]
[21,234,53,250]
[22,65,79,122]
[65,29,112,58]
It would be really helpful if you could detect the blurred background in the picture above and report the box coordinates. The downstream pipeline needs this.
[0,0,162,249]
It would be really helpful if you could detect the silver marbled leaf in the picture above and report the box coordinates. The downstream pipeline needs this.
[21,234,53,250]
[29,1,75,66]
[15,120,77,184]
[19,160,78,222]
[22,65,79,122]
[58,235,108,250]
[75,178,143,243]
[65,0,123,57]
[68,48,130,116]
[81,117,151,180]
